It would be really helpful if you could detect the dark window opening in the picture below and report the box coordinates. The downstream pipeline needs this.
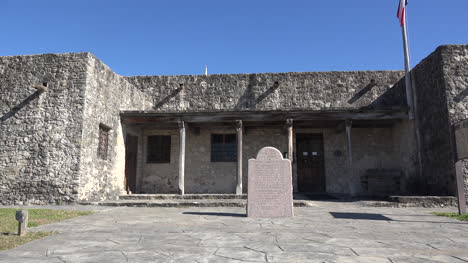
[211,134,236,162]
[147,135,171,163]
[98,125,110,160]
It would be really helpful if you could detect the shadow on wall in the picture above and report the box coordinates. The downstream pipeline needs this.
[235,74,258,110]
[366,77,407,110]
[347,79,377,105]
[154,86,183,110]
[454,88,468,103]
[256,81,280,104]
[0,91,41,123]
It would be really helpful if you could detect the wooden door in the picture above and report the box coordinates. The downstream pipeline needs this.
[124,135,138,194]
[296,134,325,192]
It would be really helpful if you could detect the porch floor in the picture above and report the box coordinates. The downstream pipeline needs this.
[79,193,317,207]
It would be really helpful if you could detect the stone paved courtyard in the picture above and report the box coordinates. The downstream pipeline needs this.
[1,202,468,263]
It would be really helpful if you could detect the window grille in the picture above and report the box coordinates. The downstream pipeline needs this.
[147,135,171,163]
[211,134,237,162]
[98,125,110,160]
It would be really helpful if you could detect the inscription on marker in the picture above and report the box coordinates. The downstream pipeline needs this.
[247,147,293,218]
[455,119,468,160]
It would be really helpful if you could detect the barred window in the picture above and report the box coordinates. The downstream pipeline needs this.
[147,135,171,163]
[211,134,237,162]
[98,125,110,160]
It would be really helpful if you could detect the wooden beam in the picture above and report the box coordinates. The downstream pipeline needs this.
[236,120,243,195]
[345,119,355,194]
[121,109,407,124]
[346,120,353,166]
[178,121,185,195]
[126,119,397,130]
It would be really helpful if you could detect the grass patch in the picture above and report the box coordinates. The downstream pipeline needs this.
[433,212,468,221]
[0,208,93,251]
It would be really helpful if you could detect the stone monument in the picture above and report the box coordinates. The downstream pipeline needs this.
[15,210,28,236]
[247,146,293,218]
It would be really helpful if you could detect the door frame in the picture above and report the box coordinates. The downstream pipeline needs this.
[124,134,139,194]
[295,133,326,193]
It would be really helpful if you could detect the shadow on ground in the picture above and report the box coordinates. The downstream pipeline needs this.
[330,212,392,221]
[183,212,246,217]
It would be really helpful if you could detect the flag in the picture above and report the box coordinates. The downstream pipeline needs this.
[397,0,408,26]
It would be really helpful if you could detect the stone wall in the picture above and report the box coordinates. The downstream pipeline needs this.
[439,45,468,196]
[406,45,468,196]
[0,52,153,204]
[125,71,405,112]
[2,45,464,203]
[78,54,153,201]
[404,47,454,195]
[0,53,89,205]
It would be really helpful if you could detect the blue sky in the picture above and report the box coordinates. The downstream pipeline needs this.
[1,0,467,76]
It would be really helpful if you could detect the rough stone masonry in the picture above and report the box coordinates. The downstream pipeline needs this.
[0,45,467,205]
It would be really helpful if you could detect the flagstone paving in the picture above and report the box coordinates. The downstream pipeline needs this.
[1,202,467,263]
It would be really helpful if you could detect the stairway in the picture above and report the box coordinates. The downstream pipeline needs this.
[80,194,312,207]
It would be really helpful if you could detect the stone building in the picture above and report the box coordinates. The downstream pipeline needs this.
[0,44,467,205]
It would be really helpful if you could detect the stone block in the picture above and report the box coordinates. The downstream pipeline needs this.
[247,147,293,218]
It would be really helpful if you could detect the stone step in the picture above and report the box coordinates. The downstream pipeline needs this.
[80,199,312,208]
[118,194,247,200]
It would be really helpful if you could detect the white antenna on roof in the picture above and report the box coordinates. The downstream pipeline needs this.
[204,64,208,76]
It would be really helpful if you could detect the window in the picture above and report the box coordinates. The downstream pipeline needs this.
[147,135,171,163]
[211,134,237,162]
[98,125,110,160]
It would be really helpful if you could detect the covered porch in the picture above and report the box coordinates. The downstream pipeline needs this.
[120,108,410,196]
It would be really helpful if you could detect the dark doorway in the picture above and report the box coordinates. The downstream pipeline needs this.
[296,134,325,192]
[125,134,138,194]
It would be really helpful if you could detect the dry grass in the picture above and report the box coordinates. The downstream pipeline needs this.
[0,208,93,251]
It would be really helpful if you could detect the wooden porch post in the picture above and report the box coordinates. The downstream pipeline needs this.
[236,120,243,195]
[345,120,354,194]
[286,119,294,162]
[345,120,353,166]
[178,121,185,195]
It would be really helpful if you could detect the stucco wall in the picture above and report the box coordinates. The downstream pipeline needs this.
[139,125,404,195]
[0,53,89,205]
[78,54,153,201]
[140,129,179,194]
[139,128,288,194]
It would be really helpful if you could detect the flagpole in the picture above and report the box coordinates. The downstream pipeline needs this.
[400,4,424,192]
[401,10,415,120]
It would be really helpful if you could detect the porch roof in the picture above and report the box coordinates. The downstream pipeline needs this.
[121,108,407,128]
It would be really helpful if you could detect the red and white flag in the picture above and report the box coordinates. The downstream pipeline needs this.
[397,0,408,26]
